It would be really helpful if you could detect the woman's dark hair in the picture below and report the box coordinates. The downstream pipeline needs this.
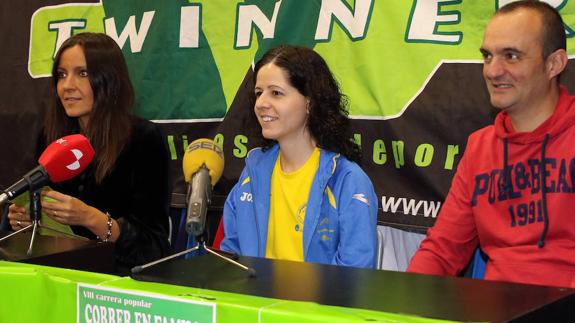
[46,32,134,183]
[250,45,361,163]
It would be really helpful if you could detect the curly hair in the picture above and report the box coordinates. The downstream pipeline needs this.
[250,45,361,163]
[46,32,134,183]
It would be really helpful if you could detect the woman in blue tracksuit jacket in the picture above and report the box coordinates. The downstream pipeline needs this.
[220,45,378,269]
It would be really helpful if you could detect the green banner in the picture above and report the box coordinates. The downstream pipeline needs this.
[29,0,575,120]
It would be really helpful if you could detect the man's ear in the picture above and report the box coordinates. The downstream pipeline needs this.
[546,48,568,80]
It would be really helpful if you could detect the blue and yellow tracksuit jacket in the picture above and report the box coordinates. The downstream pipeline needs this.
[221,145,378,268]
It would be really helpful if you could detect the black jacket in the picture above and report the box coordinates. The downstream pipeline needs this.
[40,117,171,271]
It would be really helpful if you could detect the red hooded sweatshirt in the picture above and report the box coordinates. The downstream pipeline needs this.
[408,86,575,288]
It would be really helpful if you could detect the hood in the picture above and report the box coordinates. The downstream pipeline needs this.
[494,86,575,144]
[245,144,339,180]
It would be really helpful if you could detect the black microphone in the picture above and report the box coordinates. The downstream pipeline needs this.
[0,166,49,205]
[182,139,224,238]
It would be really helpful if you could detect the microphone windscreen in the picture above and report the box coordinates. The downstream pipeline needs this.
[183,138,224,186]
[38,134,95,183]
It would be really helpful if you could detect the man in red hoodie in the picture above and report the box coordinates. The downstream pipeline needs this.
[408,0,574,288]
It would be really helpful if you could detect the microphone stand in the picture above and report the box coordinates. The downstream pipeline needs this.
[132,168,255,276]
[131,234,256,277]
[0,189,86,255]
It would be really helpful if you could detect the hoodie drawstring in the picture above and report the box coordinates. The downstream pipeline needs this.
[538,134,550,248]
[502,139,512,194]
[502,136,550,248]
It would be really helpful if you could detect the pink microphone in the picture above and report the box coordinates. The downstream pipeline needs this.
[0,134,94,204]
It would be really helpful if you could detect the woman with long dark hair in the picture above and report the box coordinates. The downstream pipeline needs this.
[221,45,377,268]
[7,33,170,271]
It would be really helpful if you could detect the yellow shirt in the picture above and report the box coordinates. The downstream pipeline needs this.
[265,148,320,261]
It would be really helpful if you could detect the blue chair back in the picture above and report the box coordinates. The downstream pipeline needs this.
[471,248,487,279]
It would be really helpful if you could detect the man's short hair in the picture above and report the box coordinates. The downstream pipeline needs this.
[497,0,566,58]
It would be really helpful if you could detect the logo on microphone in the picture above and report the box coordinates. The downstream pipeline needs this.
[187,140,224,159]
[66,149,84,171]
